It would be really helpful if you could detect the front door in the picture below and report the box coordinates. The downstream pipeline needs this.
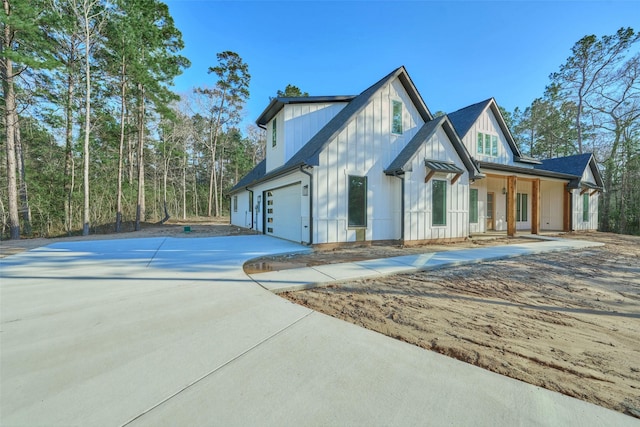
[487,192,495,230]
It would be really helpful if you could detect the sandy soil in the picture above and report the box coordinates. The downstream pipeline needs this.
[282,232,640,418]
[244,235,537,274]
[4,224,638,418]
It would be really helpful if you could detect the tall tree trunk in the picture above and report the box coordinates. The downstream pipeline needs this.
[218,143,224,216]
[182,142,187,220]
[81,4,91,236]
[2,0,19,239]
[135,85,145,231]
[116,57,126,232]
[64,56,75,234]
[15,124,31,235]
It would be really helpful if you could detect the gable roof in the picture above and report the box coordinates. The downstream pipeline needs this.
[230,66,435,193]
[384,115,484,180]
[256,96,356,128]
[535,153,604,189]
[448,98,541,165]
[285,66,433,168]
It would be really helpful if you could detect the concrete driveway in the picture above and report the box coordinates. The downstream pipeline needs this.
[0,235,635,426]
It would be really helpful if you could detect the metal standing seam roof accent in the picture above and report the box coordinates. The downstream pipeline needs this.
[424,159,465,174]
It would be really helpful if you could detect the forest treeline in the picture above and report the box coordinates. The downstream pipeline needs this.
[1,1,638,239]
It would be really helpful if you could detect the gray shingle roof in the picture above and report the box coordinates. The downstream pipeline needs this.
[285,66,432,168]
[384,115,484,180]
[229,159,266,193]
[448,98,536,164]
[535,153,603,189]
[448,99,492,140]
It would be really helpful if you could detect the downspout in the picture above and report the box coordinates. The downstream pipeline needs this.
[300,165,313,245]
[392,172,405,243]
[246,187,254,229]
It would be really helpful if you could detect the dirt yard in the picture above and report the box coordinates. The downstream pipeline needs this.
[282,232,640,418]
[3,225,638,418]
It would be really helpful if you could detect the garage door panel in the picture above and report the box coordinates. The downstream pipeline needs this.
[265,184,302,243]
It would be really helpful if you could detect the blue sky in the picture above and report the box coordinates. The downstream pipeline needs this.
[165,1,639,129]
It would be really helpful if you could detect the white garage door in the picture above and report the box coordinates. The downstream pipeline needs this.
[265,184,301,243]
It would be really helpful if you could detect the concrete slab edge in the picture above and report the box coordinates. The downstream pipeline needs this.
[267,239,605,294]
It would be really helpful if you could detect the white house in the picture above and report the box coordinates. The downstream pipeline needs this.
[230,67,602,244]
[448,99,603,235]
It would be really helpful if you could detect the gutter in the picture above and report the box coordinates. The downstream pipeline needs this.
[299,165,314,245]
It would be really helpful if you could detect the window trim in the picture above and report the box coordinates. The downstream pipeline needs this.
[476,131,499,157]
[432,179,447,226]
[348,175,367,228]
[391,100,403,135]
[233,195,238,213]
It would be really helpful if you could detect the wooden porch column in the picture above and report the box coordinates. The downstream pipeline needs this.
[532,178,540,234]
[507,175,517,237]
[563,183,571,232]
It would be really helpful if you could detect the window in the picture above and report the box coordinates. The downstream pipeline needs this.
[348,175,367,227]
[233,195,238,213]
[469,189,478,223]
[516,193,528,222]
[583,193,589,222]
[476,132,498,157]
[272,119,277,147]
[391,100,403,134]
[432,180,447,226]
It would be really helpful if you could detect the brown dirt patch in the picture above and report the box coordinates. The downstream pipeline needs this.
[244,235,536,274]
[281,232,640,418]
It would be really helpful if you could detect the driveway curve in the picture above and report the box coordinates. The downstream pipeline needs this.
[0,235,635,426]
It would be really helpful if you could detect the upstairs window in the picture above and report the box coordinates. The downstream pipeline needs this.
[391,100,403,135]
[272,119,277,147]
[477,132,498,157]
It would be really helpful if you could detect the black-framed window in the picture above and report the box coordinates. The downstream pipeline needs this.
[583,193,589,222]
[233,195,238,212]
[348,175,367,227]
[391,100,403,134]
[432,180,447,226]
[469,189,478,223]
[516,193,528,222]
[272,119,277,147]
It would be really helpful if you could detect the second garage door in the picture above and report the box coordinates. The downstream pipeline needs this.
[265,184,301,243]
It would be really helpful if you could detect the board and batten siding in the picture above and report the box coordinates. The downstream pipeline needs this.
[460,107,520,166]
[283,103,348,163]
[573,164,599,231]
[312,78,424,244]
[265,102,348,174]
[230,190,252,229]
[403,127,470,241]
[540,180,565,230]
